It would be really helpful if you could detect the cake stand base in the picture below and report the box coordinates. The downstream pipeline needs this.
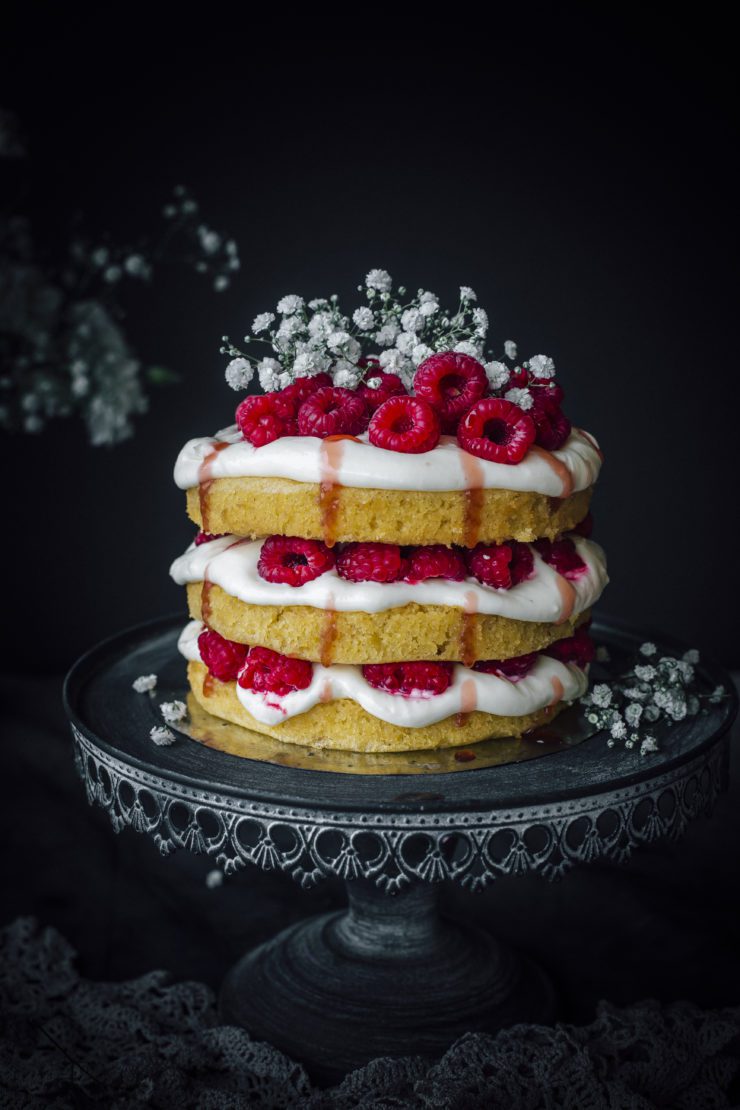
[219,879,554,1083]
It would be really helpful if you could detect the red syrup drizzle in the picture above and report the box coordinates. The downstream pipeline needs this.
[319,591,338,668]
[459,448,485,548]
[318,437,346,548]
[197,441,230,533]
[455,676,478,729]
[554,575,578,625]
[529,445,574,500]
[202,671,216,698]
[201,579,214,623]
[579,428,605,462]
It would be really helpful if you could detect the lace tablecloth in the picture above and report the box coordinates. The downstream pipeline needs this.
[2,916,739,1109]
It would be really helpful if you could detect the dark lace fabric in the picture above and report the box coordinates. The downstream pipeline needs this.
[2,917,739,1109]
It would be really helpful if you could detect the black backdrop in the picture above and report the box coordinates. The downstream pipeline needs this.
[2,7,738,672]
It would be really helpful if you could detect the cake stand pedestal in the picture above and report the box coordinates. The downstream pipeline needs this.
[64,616,736,1083]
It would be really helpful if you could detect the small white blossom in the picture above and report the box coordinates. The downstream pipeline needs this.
[205,869,223,889]
[419,298,439,317]
[504,387,533,411]
[198,227,221,255]
[640,642,657,657]
[257,357,282,392]
[375,322,400,347]
[484,361,510,390]
[624,703,643,727]
[634,664,657,682]
[459,285,477,302]
[683,649,700,664]
[412,343,433,366]
[472,307,489,338]
[401,308,423,333]
[453,340,483,358]
[640,736,659,755]
[276,294,304,315]
[277,371,293,389]
[124,254,149,278]
[591,684,613,708]
[293,347,330,376]
[225,357,254,391]
[160,700,187,724]
[252,312,275,334]
[708,685,726,704]
[378,348,410,374]
[396,331,417,356]
[276,316,304,344]
[213,275,230,292]
[366,376,382,389]
[103,265,122,284]
[352,306,375,331]
[333,364,362,388]
[644,705,660,722]
[91,247,109,267]
[504,340,518,360]
[150,725,176,746]
[366,268,392,292]
[675,660,695,684]
[133,674,157,693]
[610,718,627,739]
[527,354,556,379]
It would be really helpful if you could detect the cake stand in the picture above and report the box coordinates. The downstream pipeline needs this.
[64,615,737,1083]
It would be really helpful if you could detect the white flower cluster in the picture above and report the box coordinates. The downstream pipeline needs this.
[132,673,157,693]
[580,644,726,755]
[221,271,529,396]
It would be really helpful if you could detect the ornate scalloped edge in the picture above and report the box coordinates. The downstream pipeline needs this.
[71,725,727,892]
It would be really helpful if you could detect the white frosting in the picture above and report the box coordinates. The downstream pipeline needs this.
[178,620,588,728]
[170,535,608,624]
[174,426,601,497]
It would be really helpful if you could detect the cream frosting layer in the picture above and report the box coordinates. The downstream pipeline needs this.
[170,535,607,625]
[174,426,602,497]
[179,620,588,728]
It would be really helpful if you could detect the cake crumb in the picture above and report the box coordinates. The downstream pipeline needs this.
[133,674,157,693]
[150,725,176,746]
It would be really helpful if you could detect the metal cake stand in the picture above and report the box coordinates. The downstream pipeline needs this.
[64,615,737,1082]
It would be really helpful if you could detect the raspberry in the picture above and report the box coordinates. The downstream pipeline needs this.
[529,382,570,450]
[466,541,534,589]
[571,512,593,539]
[534,538,587,579]
[278,373,333,414]
[198,628,249,682]
[258,535,335,586]
[404,544,466,583]
[507,365,530,389]
[236,393,297,447]
[237,646,313,697]
[358,371,406,413]
[297,387,368,438]
[544,626,595,669]
[474,653,538,682]
[194,531,226,546]
[458,398,536,464]
[414,352,488,421]
[362,661,453,697]
[336,542,408,583]
[368,395,440,454]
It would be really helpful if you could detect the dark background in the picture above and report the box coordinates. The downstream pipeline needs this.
[1,8,738,671]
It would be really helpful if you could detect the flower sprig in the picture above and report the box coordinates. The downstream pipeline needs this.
[221,269,529,396]
[582,643,727,755]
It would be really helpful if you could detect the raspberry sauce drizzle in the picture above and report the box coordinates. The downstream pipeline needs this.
[197,441,230,532]
[203,671,216,698]
[554,575,577,624]
[455,676,478,727]
[549,675,565,706]
[459,589,479,669]
[529,445,573,499]
[459,449,485,547]
[318,438,345,547]
[201,579,213,623]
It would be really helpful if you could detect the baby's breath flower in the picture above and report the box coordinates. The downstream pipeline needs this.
[484,361,510,390]
[133,674,157,693]
[683,649,700,664]
[419,298,439,317]
[459,285,477,302]
[634,664,656,682]
[366,376,382,389]
[708,685,726,704]
[504,387,533,411]
[610,717,627,739]
[225,357,254,391]
[150,725,176,746]
[160,700,187,724]
[527,354,556,379]
[375,322,400,347]
[640,736,659,755]
[591,684,612,708]
[378,348,410,374]
[472,307,488,338]
[396,332,417,356]
[205,869,223,889]
[198,227,221,255]
[401,308,423,333]
[352,306,375,331]
[624,703,643,727]
[276,294,304,315]
[453,340,483,358]
[412,343,433,366]
[332,362,362,388]
[257,357,281,391]
[252,312,275,334]
[640,642,657,657]
[504,340,517,360]
[366,268,392,292]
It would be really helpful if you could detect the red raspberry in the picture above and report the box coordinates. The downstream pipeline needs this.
[531,380,565,408]
[258,535,335,586]
[198,628,249,682]
[466,541,534,589]
[404,545,466,584]
[194,531,226,546]
[474,653,538,682]
[571,512,593,539]
[529,382,570,450]
[362,661,453,697]
[358,371,406,413]
[368,395,440,454]
[236,393,297,447]
[534,538,587,579]
[414,352,488,421]
[544,626,594,668]
[458,398,536,464]
[507,365,530,389]
[297,387,368,438]
[237,646,313,697]
[278,373,333,414]
[336,542,409,583]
